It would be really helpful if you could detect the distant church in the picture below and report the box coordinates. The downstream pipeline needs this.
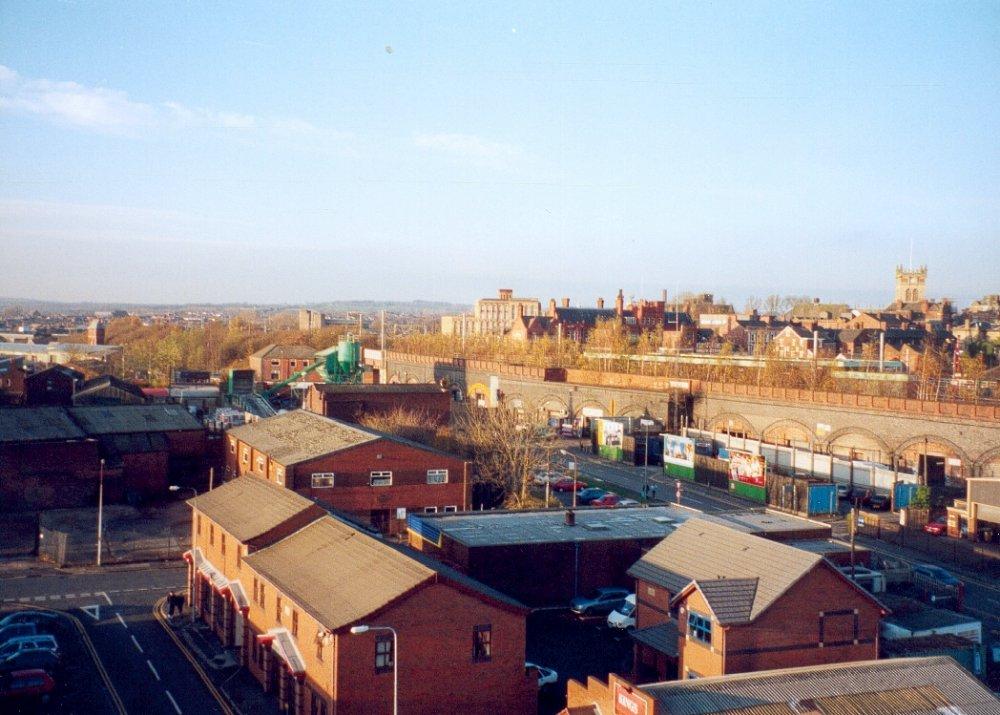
[893,265,927,306]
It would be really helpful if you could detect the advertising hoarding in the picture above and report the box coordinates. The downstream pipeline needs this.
[662,434,695,480]
[596,419,624,461]
[728,450,766,502]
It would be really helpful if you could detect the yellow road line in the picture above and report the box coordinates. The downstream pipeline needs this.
[153,597,235,715]
[3,602,127,714]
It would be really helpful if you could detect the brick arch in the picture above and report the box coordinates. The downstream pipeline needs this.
[617,403,651,417]
[707,412,757,438]
[761,418,815,446]
[536,394,569,417]
[894,434,970,467]
[824,426,891,460]
[573,398,609,418]
[387,372,401,384]
[973,445,1000,478]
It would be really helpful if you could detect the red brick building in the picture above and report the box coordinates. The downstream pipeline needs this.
[249,344,319,384]
[303,383,451,425]
[225,410,470,535]
[0,357,26,405]
[627,519,886,682]
[24,365,83,406]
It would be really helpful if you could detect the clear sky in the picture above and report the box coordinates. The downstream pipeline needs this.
[1,1,997,307]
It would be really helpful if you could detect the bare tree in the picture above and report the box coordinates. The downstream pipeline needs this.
[359,406,440,447]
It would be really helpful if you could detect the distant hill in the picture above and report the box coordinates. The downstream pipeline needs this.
[0,297,471,315]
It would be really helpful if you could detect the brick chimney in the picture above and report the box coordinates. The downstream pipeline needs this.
[561,297,570,308]
[597,297,605,309]
[548,299,557,316]
[615,289,624,317]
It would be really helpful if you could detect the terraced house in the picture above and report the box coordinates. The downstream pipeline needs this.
[224,410,470,535]
[628,519,887,681]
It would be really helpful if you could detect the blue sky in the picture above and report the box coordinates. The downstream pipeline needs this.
[1,1,997,307]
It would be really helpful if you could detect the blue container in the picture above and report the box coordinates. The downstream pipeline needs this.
[807,483,838,515]
[894,482,919,510]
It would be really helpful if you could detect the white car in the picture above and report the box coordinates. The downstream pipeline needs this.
[607,594,636,630]
[525,662,558,688]
[532,470,562,486]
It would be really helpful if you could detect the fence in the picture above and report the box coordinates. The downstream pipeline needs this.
[857,518,1000,576]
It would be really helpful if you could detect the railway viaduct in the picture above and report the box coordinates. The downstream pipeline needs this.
[371,352,1000,479]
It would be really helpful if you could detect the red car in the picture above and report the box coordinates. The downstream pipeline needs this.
[923,517,947,536]
[590,494,620,508]
[551,477,584,492]
[0,669,56,699]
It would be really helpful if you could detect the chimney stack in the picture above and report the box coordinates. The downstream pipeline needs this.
[561,297,571,308]
[565,509,576,526]
[597,297,605,309]
[548,298,557,316]
[517,303,524,318]
[662,289,668,303]
[615,289,625,317]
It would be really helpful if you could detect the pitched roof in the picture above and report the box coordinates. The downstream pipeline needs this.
[0,406,86,444]
[309,383,445,395]
[187,476,319,542]
[226,410,380,465]
[243,516,435,630]
[553,307,618,326]
[74,375,146,401]
[68,405,202,434]
[627,519,822,622]
[640,656,999,715]
[252,344,315,360]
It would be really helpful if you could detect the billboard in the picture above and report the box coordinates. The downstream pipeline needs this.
[728,450,766,502]
[595,419,624,461]
[662,434,695,480]
[614,682,649,715]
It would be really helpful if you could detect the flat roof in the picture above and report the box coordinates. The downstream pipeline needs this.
[68,405,202,434]
[881,595,980,632]
[0,406,86,444]
[413,506,829,548]
[783,538,869,556]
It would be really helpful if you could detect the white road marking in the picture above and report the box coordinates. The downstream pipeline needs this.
[131,635,144,653]
[165,689,182,714]
[81,605,101,620]
[17,597,30,602]
[79,592,91,597]
[65,594,75,599]
[147,659,160,681]
[100,591,113,606]
[116,613,128,629]
[33,595,46,601]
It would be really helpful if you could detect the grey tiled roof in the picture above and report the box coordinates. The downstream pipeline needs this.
[0,406,86,443]
[640,656,1000,714]
[68,405,201,434]
[631,621,679,657]
[627,519,821,622]
[188,476,318,542]
[693,578,758,625]
[227,410,380,465]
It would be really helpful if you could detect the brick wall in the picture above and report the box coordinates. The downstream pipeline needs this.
[303,387,452,425]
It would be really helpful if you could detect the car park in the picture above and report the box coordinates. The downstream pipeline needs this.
[590,494,620,508]
[923,517,947,536]
[607,594,636,630]
[525,662,558,688]
[0,624,37,647]
[836,484,850,499]
[551,477,584,492]
[868,494,890,511]
[0,649,60,676]
[0,612,59,631]
[576,488,607,505]
[911,563,964,610]
[0,636,59,662]
[570,587,630,616]
[0,668,56,700]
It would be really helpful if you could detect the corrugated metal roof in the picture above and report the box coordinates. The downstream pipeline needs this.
[641,656,999,714]
[627,519,821,622]
[243,516,435,630]
[68,405,201,434]
[0,406,86,443]
[188,477,318,542]
[226,410,379,465]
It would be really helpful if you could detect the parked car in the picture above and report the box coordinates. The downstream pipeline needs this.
[868,494,891,511]
[923,517,947,536]
[911,563,964,609]
[551,477,584,492]
[0,668,56,699]
[616,498,640,508]
[525,662,558,688]
[607,594,636,630]
[531,471,562,486]
[836,484,851,499]
[577,488,608,505]
[0,613,59,631]
[0,636,59,663]
[0,650,61,676]
[591,494,620,508]
[570,587,630,616]
[0,624,37,647]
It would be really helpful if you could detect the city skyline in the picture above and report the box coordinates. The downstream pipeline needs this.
[2,2,998,304]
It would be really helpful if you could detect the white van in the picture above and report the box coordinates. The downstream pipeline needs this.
[607,594,636,630]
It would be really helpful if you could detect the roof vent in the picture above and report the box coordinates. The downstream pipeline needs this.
[583,523,609,531]
[652,517,675,524]
[565,510,576,526]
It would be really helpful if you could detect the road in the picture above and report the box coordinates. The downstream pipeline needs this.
[1,562,226,715]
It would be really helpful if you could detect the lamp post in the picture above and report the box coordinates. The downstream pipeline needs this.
[559,449,579,509]
[169,485,199,500]
[96,458,105,567]
[349,625,397,715]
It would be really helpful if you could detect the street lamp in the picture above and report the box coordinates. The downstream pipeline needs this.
[559,449,579,509]
[169,485,199,499]
[349,624,397,715]
[96,458,105,567]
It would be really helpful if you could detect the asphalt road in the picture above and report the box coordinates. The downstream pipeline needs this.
[1,563,225,715]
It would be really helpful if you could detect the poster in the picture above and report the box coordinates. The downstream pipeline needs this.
[663,434,695,480]
[729,450,766,487]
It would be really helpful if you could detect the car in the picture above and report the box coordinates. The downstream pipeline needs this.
[836,484,851,499]
[0,649,60,676]
[531,471,562,486]
[570,587,630,616]
[551,477,584,492]
[607,594,636,630]
[0,624,37,647]
[868,494,891,511]
[912,563,961,588]
[0,668,56,699]
[525,662,558,688]
[576,488,608,504]
[616,498,641,508]
[0,636,59,663]
[923,517,947,536]
[0,613,59,631]
[590,494,620,508]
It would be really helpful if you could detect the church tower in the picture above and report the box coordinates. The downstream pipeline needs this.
[894,265,927,305]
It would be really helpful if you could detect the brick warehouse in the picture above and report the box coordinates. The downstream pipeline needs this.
[627,519,887,682]
[303,383,452,425]
[186,478,536,715]
[224,410,470,535]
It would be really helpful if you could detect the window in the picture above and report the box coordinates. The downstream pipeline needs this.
[375,636,394,673]
[242,451,249,464]
[315,630,324,661]
[473,624,492,662]
[289,360,296,368]
[443,505,458,513]
[310,690,327,715]
[276,595,282,623]
[270,371,279,380]
[426,469,448,484]
[221,533,226,557]
[276,468,285,485]
[196,514,201,536]
[229,441,236,454]
[311,473,335,488]
[209,524,214,546]
[370,471,392,487]
[688,611,712,644]
[424,507,438,514]
[237,546,244,571]
[270,360,280,366]
[256,456,265,471]
[291,610,299,637]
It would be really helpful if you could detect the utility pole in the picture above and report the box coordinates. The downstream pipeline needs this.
[96,459,105,567]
